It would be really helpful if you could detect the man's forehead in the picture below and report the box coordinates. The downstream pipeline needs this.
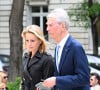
[91,75,96,79]
[47,17,57,24]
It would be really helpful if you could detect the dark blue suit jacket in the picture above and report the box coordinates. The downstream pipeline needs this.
[55,35,90,90]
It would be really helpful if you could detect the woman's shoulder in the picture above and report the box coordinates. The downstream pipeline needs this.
[42,52,53,58]
[42,52,54,62]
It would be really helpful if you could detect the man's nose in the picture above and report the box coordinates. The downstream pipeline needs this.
[46,26,50,31]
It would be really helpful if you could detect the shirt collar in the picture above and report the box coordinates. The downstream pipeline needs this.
[58,34,69,48]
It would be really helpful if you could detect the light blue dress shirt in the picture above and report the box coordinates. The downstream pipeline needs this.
[56,34,69,71]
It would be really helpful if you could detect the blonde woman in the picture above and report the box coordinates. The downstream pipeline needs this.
[0,71,8,90]
[21,25,54,90]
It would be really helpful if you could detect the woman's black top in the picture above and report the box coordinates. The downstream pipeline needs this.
[21,51,54,90]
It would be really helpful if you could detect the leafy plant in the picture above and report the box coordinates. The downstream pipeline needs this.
[68,0,100,28]
[7,77,21,90]
[88,2,100,17]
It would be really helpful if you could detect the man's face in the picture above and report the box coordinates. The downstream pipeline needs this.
[46,17,62,42]
[90,75,98,87]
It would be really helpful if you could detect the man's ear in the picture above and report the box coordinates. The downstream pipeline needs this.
[95,79,99,84]
[61,22,66,29]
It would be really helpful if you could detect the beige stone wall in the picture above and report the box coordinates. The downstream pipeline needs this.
[1,0,99,55]
[0,0,12,55]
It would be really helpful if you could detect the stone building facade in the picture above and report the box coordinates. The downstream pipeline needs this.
[0,0,99,55]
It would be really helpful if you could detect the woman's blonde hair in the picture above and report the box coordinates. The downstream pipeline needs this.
[21,25,47,53]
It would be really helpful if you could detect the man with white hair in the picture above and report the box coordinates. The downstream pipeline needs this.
[42,8,90,90]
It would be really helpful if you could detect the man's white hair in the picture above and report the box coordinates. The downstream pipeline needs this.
[47,8,70,30]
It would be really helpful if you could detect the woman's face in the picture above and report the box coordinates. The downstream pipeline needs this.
[25,32,41,53]
[2,73,8,84]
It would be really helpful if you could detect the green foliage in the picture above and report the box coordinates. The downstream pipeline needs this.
[69,0,100,28]
[7,77,21,90]
[88,3,100,17]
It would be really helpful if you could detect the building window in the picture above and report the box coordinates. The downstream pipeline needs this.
[31,6,48,40]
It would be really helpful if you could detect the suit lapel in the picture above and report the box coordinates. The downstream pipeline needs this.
[59,35,72,72]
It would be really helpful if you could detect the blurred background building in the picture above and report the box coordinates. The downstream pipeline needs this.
[0,0,100,55]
